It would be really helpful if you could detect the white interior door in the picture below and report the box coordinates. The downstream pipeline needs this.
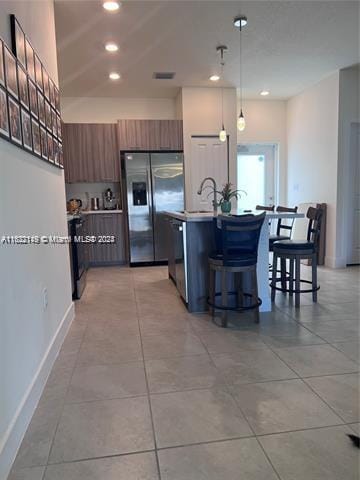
[237,144,276,210]
[347,123,360,264]
[189,137,228,211]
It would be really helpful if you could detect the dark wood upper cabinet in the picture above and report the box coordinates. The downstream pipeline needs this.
[63,123,119,183]
[117,120,183,151]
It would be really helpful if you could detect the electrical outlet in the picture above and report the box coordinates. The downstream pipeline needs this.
[43,288,48,310]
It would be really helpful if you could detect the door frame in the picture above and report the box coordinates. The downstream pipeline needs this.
[236,142,280,208]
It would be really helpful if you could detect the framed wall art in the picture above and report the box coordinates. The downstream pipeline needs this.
[0,39,5,87]
[0,86,10,138]
[21,107,32,151]
[10,15,26,69]
[8,95,22,145]
[4,45,18,99]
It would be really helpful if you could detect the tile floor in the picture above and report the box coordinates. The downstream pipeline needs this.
[8,265,360,480]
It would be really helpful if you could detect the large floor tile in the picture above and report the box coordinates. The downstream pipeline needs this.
[231,379,343,435]
[146,354,223,393]
[199,331,268,354]
[259,425,359,480]
[274,344,359,377]
[77,337,143,365]
[151,388,252,447]
[139,313,192,336]
[211,349,297,386]
[66,362,147,403]
[44,452,159,480]
[8,466,45,480]
[260,330,325,348]
[142,333,206,360]
[158,438,278,480]
[304,318,359,343]
[49,397,154,463]
[305,373,359,423]
[332,341,360,363]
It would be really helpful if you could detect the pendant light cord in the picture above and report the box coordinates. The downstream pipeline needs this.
[221,49,225,128]
[239,23,243,115]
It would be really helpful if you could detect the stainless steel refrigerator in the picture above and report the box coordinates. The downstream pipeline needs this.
[124,152,184,264]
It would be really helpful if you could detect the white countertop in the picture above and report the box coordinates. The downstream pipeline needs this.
[82,210,123,215]
[165,210,304,223]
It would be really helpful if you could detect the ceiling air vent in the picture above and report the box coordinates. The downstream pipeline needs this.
[153,72,175,80]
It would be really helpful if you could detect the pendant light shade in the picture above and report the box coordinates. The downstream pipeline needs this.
[219,125,227,142]
[237,110,246,132]
[235,15,247,132]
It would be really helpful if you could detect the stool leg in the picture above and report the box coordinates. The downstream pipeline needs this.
[235,272,244,310]
[312,253,318,302]
[209,267,215,316]
[289,258,294,297]
[271,253,277,302]
[252,267,260,324]
[221,270,228,328]
[295,256,301,308]
[280,258,287,292]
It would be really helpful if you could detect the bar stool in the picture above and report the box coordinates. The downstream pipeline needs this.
[269,205,298,287]
[270,206,323,308]
[208,212,266,327]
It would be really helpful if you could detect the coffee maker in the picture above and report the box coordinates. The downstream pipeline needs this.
[103,188,117,210]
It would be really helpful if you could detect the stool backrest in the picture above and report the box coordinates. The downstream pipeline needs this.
[214,212,266,262]
[306,206,323,250]
[275,205,298,237]
[256,205,274,212]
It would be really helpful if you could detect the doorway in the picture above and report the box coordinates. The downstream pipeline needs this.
[237,144,277,210]
[346,123,360,265]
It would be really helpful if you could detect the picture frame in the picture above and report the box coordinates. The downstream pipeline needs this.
[31,117,41,156]
[58,142,64,168]
[10,15,26,69]
[51,108,57,136]
[17,63,29,109]
[25,38,35,81]
[34,53,43,91]
[28,79,38,118]
[53,137,59,165]
[21,107,32,151]
[45,99,51,131]
[42,67,50,100]
[47,131,54,162]
[0,86,10,138]
[37,90,45,126]
[57,113,62,141]
[49,78,55,107]
[0,39,5,87]
[40,125,48,160]
[4,45,18,99]
[54,85,60,112]
[8,95,22,145]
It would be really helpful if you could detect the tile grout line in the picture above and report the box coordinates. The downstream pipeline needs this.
[132,273,162,480]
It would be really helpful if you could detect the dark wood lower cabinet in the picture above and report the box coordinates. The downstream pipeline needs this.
[85,213,126,266]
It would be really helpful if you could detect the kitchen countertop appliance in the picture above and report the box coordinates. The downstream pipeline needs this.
[103,188,117,210]
[67,198,82,214]
[124,152,184,265]
[90,197,100,211]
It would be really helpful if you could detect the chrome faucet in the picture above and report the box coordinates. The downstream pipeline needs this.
[197,177,218,215]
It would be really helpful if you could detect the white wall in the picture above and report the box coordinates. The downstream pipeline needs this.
[337,65,360,265]
[181,87,237,209]
[286,72,340,267]
[0,3,73,479]
[237,100,287,205]
[61,96,177,123]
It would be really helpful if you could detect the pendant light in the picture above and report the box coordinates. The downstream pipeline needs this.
[216,45,228,142]
[234,15,247,132]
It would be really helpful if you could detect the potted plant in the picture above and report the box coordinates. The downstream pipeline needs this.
[207,182,247,214]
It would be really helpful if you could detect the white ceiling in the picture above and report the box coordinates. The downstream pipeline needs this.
[54,0,359,99]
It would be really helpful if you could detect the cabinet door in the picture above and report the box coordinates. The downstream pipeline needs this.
[62,123,119,182]
[118,120,150,151]
[87,214,125,265]
[148,120,183,151]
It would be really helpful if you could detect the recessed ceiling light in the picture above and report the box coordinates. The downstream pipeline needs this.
[233,15,248,28]
[109,72,120,80]
[209,75,220,82]
[260,90,270,96]
[103,1,120,12]
[105,42,119,52]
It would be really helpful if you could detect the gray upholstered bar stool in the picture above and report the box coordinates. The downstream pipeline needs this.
[270,206,323,308]
[208,212,266,327]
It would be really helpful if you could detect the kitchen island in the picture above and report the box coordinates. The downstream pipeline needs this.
[165,210,304,313]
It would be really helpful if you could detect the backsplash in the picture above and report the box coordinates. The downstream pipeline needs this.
[65,182,121,210]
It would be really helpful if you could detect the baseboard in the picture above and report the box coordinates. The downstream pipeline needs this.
[0,302,75,480]
[324,255,347,269]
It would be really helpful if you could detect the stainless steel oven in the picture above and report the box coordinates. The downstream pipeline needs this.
[69,215,87,299]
